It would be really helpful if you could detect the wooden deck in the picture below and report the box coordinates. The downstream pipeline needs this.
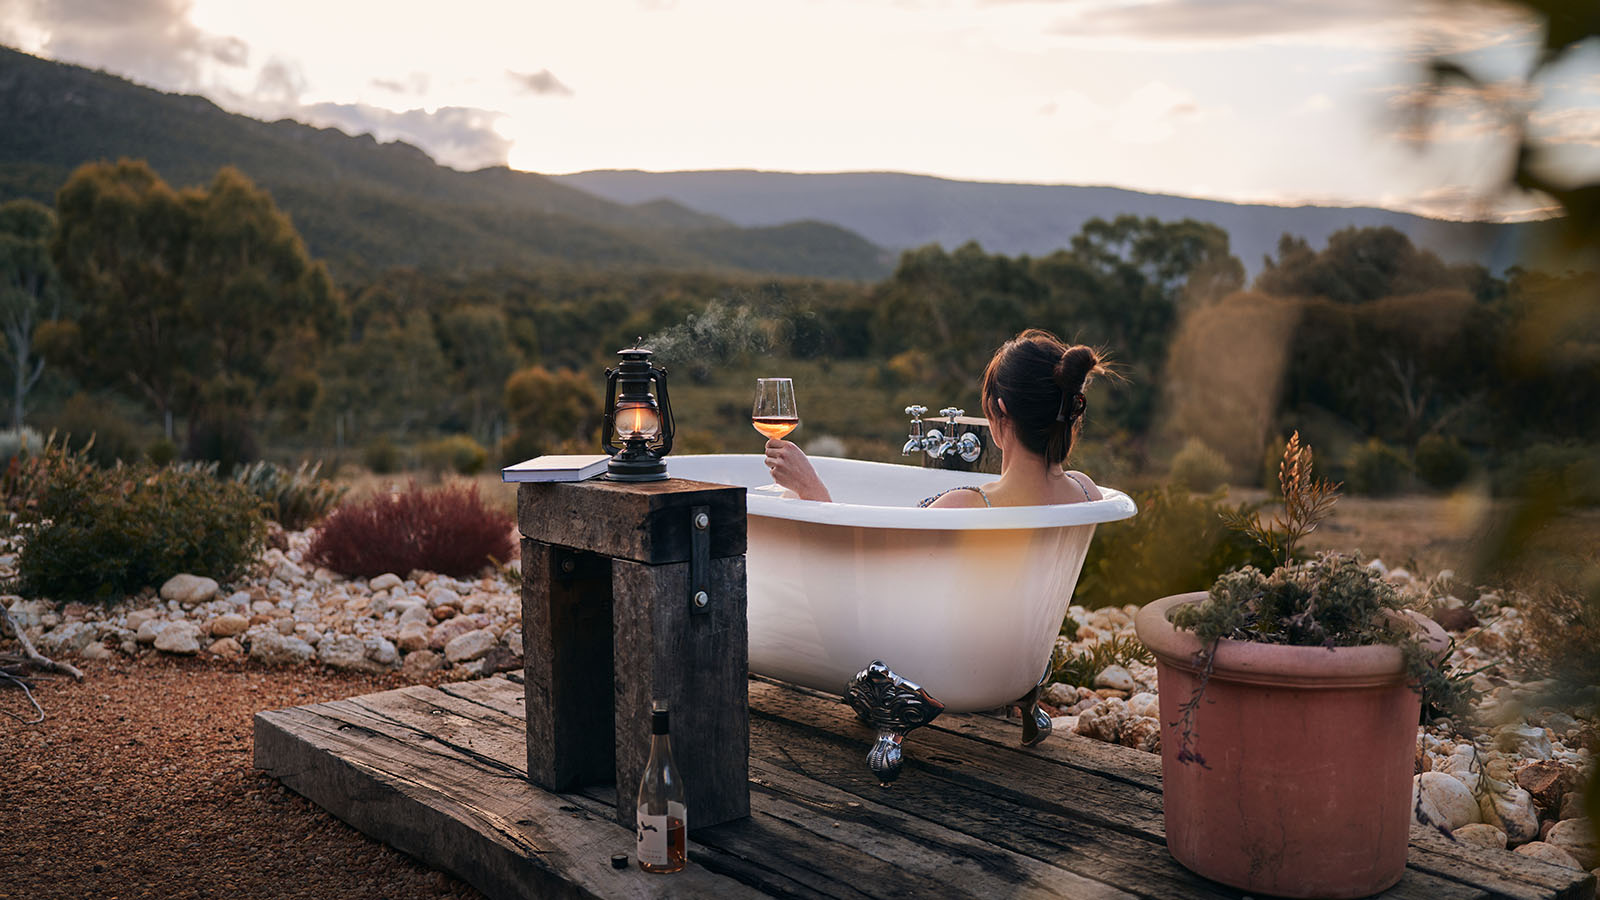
[254,674,1595,900]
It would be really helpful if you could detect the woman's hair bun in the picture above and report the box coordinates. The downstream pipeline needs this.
[1056,345,1106,393]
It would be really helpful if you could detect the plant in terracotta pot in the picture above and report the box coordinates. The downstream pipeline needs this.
[1134,433,1457,899]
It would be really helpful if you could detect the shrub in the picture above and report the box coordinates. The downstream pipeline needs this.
[49,393,144,466]
[185,407,259,473]
[420,434,488,475]
[1498,442,1600,507]
[0,431,93,528]
[147,437,179,465]
[1519,585,1600,696]
[364,437,402,474]
[305,482,515,578]
[1346,438,1410,496]
[232,460,347,530]
[17,464,265,602]
[1052,635,1154,688]
[1169,438,1230,493]
[1074,485,1276,610]
[498,428,542,467]
[1414,434,1473,491]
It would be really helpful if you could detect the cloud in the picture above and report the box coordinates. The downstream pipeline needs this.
[508,68,574,96]
[371,73,430,95]
[297,103,513,171]
[2,0,249,91]
[253,58,307,108]
[1044,0,1533,51]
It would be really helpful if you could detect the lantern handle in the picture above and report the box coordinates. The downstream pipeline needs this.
[654,364,674,459]
[600,366,621,455]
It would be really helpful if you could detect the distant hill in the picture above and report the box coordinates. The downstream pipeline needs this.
[0,46,890,280]
[557,170,1529,274]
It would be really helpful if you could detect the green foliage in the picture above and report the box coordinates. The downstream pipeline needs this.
[420,434,488,476]
[184,405,259,473]
[0,197,66,430]
[1414,434,1473,490]
[1172,554,1402,647]
[146,437,178,465]
[0,429,92,528]
[364,437,401,475]
[503,366,601,458]
[1223,432,1341,568]
[1059,615,1080,642]
[1169,438,1230,493]
[16,463,265,602]
[47,393,144,467]
[232,460,347,530]
[1051,635,1154,688]
[1347,438,1410,496]
[1497,442,1600,507]
[51,159,342,427]
[1256,227,1489,305]
[1519,585,1600,702]
[1075,486,1276,610]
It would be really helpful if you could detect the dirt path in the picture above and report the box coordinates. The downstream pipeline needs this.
[0,656,485,900]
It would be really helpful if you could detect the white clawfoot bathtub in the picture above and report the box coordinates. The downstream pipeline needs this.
[666,454,1137,711]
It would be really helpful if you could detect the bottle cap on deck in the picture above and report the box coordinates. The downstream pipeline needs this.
[611,853,628,869]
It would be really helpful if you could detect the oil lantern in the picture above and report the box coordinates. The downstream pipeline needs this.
[602,344,674,481]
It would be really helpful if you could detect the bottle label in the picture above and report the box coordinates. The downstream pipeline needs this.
[635,802,684,866]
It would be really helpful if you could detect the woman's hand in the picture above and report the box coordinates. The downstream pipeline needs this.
[765,439,832,502]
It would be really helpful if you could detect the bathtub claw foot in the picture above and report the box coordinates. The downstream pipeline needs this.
[1013,668,1052,747]
[845,660,945,784]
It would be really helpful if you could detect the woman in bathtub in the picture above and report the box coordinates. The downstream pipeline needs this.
[765,329,1108,507]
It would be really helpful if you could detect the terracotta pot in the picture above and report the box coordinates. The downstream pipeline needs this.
[1134,592,1448,899]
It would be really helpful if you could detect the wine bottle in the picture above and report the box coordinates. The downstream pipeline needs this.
[635,700,687,874]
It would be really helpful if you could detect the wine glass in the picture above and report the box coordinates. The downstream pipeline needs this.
[752,378,799,442]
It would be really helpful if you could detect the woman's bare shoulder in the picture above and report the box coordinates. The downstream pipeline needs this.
[925,486,992,508]
[1065,470,1103,501]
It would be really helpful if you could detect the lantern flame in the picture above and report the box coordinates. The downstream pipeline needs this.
[616,402,661,440]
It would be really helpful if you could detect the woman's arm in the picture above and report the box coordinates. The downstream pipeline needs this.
[765,439,832,502]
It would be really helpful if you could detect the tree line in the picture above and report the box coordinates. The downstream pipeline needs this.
[2,158,1593,483]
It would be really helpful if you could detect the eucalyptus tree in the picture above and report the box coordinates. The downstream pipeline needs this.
[0,198,66,429]
[51,159,341,445]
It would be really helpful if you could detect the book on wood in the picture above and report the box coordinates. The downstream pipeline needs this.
[502,455,611,483]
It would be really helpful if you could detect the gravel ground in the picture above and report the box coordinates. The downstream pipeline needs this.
[0,655,484,900]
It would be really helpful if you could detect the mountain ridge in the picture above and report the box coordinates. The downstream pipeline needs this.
[556,168,1528,274]
[0,45,889,280]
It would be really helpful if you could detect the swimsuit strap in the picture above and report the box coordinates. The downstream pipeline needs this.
[918,485,991,508]
[1064,471,1092,501]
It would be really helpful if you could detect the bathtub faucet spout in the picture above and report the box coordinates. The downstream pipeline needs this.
[901,405,931,456]
[901,405,983,464]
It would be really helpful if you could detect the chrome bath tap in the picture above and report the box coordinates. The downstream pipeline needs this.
[902,405,984,464]
[901,405,932,456]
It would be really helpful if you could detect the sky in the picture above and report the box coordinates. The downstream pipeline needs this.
[1,0,1594,221]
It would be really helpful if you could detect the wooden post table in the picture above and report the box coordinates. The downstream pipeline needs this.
[517,476,750,829]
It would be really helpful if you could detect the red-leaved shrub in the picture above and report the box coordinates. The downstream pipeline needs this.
[305,482,515,578]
